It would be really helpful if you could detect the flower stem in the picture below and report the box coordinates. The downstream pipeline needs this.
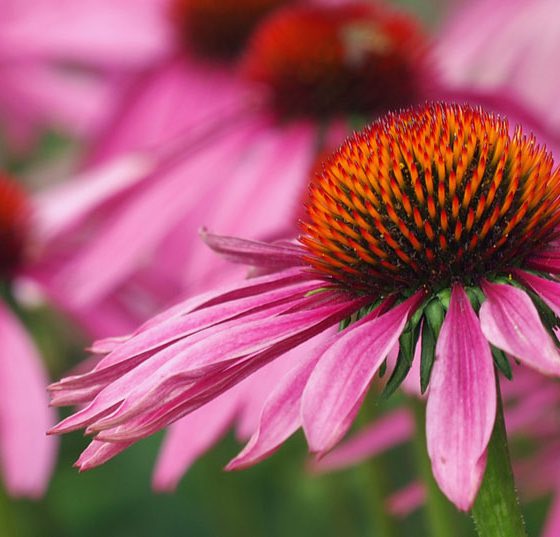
[355,400,400,537]
[471,377,527,537]
[410,397,460,537]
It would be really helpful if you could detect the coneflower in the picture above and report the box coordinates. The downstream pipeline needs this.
[51,103,560,517]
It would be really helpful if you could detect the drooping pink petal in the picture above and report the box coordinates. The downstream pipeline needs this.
[88,297,368,444]
[525,241,560,274]
[200,231,306,269]
[55,276,321,392]
[75,439,133,471]
[51,293,361,436]
[513,270,560,317]
[226,333,331,470]
[302,292,423,453]
[309,409,413,472]
[480,281,560,376]
[426,284,496,511]
[0,301,57,497]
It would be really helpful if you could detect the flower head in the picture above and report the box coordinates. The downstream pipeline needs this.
[0,173,31,277]
[241,3,428,118]
[302,102,560,291]
[51,102,560,509]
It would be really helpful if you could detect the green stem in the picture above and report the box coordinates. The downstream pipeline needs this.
[357,400,399,537]
[471,377,527,537]
[410,397,460,537]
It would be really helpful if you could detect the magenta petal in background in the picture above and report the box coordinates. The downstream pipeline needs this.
[513,270,560,318]
[480,281,560,376]
[153,388,241,491]
[0,301,57,497]
[310,409,413,472]
[426,284,496,511]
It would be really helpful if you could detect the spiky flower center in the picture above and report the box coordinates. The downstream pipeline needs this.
[241,3,427,119]
[0,174,30,277]
[171,0,289,60]
[301,103,560,294]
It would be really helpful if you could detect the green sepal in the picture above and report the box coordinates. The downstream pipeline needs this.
[420,319,436,394]
[381,316,421,400]
[424,297,445,336]
[465,286,485,311]
[436,288,451,310]
[420,298,446,393]
[491,345,513,380]
[378,359,387,378]
[338,300,382,331]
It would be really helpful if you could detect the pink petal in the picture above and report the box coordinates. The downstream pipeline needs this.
[302,293,423,453]
[387,482,425,516]
[51,294,358,436]
[0,301,57,497]
[34,154,155,242]
[310,409,413,472]
[200,231,305,269]
[75,439,133,471]
[426,284,496,511]
[226,334,330,470]
[91,59,256,161]
[49,130,253,308]
[480,281,560,376]
[513,270,560,317]
[89,298,367,443]
[0,0,171,68]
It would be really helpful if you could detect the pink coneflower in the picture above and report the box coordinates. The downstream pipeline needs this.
[33,0,430,333]
[0,172,56,497]
[30,0,435,490]
[51,102,560,510]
